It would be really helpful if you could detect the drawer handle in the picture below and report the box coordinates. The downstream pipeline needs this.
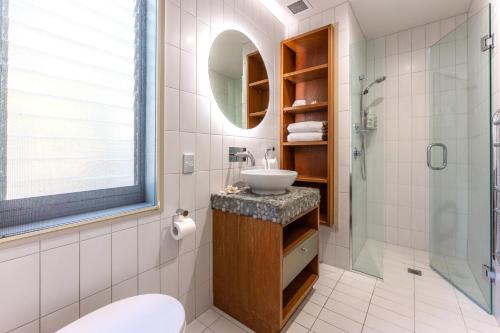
[300,247,308,253]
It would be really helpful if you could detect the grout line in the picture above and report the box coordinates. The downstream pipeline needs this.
[307,269,346,332]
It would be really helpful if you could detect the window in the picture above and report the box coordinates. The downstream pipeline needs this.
[0,0,159,237]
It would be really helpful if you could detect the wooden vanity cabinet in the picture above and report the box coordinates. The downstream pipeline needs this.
[213,206,320,333]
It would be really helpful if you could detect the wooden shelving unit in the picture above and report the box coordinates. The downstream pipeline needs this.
[247,51,269,128]
[213,206,319,332]
[280,25,337,226]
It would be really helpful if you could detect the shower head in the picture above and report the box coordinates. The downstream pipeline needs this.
[362,76,386,95]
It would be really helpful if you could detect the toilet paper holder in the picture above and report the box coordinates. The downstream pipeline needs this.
[175,208,189,218]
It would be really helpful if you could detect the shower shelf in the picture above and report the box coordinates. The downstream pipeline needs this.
[283,102,328,114]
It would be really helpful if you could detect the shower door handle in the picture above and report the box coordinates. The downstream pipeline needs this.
[427,143,447,170]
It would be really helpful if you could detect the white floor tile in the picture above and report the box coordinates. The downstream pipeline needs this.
[294,311,316,329]
[198,245,500,333]
[324,298,367,324]
[283,322,309,333]
[310,318,345,333]
[318,308,363,333]
[186,319,207,333]
[210,316,246,333]
[197,308,221,327]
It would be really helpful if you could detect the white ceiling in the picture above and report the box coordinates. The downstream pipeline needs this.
[275,0,472,39]
[350,0,472,38]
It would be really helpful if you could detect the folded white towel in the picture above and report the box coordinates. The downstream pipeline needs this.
[287,121,327,133]
[287,132,326,142]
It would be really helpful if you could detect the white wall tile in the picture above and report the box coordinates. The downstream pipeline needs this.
[164,174,180,218]
[112,227,138,285]
[166,44,180,89]
[161,258,179,298]
[398,30,412,53]
[196,95,210,133]
[40,233,79,251]
[40,303,79,333]
[181,10,197,54]
[195,208,212,248]
[179,250,196,295]
[196,134,211,171]
[0,241,38,263]
[139,268,161,294]
[41,243,79,316]
[195,171,210,209]
[138,221,161,273]
[196,0,210,24]
[9,321,39,333]
[166,1,181,46]
[180,91,197,132]
[112,277,138,302]
[180,50,196,93]
[165,88,180,131]
[80,234,111,299]
[80,289,111,317]
[412,26,426,50]
[0,254,39,333]
[181,0,197,16]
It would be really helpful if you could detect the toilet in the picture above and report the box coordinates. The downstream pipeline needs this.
[57,294,185,333]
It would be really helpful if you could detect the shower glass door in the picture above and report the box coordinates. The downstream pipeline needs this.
[428,5,492,312]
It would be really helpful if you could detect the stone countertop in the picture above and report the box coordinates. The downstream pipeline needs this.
[210,186,321,226]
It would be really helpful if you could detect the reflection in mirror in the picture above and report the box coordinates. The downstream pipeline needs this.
[209,30,269,129]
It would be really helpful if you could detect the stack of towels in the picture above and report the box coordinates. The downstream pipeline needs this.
[287,121,327,142]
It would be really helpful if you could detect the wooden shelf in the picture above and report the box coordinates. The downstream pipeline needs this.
[284,102,328,114]
[282,268,318,324]
[295,176,328,184]
[283,141,327,146]
[248,110,266,118]
[249,78,269,90]
[281,25,335,227]
[283,225,316,256]
[283,64,328,83]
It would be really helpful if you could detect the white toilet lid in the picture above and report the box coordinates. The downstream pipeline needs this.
[57,294,185,333]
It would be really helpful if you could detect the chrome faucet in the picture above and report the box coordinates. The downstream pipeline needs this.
[264,147,275,169]
[229,147,256,166]
[235,151,256,166]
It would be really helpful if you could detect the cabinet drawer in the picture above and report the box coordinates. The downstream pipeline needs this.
[283,231,318,289]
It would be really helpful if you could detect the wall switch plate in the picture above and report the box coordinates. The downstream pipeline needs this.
[183,153,195,174]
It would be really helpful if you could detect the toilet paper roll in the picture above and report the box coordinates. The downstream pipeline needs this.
[170,217,196,240]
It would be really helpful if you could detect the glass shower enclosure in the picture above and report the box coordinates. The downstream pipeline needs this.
[351,37,385,279]
[351,6,494,311]
[428,5,493,312]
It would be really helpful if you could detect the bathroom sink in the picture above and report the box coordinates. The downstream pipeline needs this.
[241,169,297,195]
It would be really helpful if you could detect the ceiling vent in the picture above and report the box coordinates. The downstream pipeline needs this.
[287,0,310,15]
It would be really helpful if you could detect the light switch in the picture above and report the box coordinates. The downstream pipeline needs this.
[183,153,195,174]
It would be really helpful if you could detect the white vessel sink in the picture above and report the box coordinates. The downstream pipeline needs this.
[241,169,298,195]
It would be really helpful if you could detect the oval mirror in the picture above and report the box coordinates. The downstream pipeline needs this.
[209,30,269,129]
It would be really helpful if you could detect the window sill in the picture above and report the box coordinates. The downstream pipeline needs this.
[0,202,160,244]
